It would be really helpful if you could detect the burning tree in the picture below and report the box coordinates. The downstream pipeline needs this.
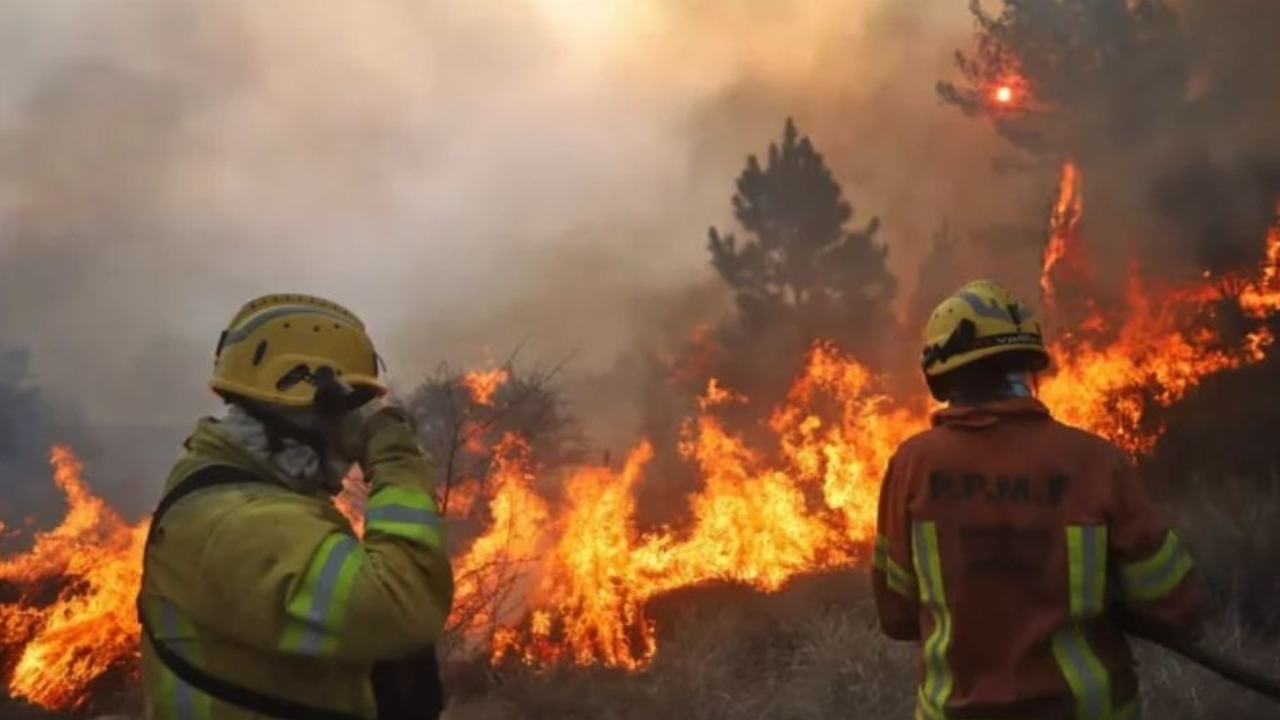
[405,355,586,519]
[399,357,586,658]
[936,0,1185,163]
[939,0,1280,281]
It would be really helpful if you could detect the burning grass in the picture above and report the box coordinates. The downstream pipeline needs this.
[454,462,1280,720]
[0,448,145,711]
[3,463,1280,719]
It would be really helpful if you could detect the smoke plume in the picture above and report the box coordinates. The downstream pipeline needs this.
[1154,0,1280,273]
[0,0,1012,479]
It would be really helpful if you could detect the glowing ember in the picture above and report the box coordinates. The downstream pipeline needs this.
[989,73,1026,107]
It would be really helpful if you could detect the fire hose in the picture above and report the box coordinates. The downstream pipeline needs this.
[1119,612,1280,703]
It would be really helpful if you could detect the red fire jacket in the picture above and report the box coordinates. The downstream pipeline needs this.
[872,398,1202,720]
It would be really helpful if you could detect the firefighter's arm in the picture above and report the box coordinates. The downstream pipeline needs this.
[871,454,921,641]
[1107,455,1202,641]
[195,418,455,664]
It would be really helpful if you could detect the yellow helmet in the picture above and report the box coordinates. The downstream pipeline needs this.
[921,279,1049,386]
[210,293,386,408]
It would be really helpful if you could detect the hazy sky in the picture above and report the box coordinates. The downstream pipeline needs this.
[0,0,1016,426]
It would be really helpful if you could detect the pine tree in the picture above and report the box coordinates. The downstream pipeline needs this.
[707,118,896,361]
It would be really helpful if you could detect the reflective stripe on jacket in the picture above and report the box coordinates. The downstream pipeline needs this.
[139,417,454,720]
[871,398,1201,720]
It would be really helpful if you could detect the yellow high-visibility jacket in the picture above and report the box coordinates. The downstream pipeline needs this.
[138,417,454,720]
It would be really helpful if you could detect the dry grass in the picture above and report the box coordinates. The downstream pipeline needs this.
[1170,470,1280,636]
[445,574,916,720]
[444,572,1280,720]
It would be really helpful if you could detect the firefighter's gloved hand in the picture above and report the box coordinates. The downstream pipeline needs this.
[334,399,419,469]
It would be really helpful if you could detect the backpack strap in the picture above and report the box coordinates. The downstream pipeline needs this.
[146,463,260,540]
[139,464,367,720]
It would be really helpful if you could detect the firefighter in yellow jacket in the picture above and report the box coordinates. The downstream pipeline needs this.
[137,294,454,720]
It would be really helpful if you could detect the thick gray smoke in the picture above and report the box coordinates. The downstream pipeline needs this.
[1152,0,1280,273]
[1077,0,1280,287]
[0,0,1026,507]
[0,344,74,519]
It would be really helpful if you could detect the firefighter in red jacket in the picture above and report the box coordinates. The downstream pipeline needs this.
[872,279,1202,720]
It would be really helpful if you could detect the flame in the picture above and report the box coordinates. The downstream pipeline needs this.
[5,196,1280,708]
[461,368,511,407]
[1040,264,1271,456]
[450,434,551,658]
[1239,202,1280,317]
[769,343,920,540]
[1041,160,1085,311]
[0,447,148,710]
[484,345,922,668]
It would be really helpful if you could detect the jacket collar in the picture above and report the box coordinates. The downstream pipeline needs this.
[183,418,313,493]
[930,396,1051,429]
